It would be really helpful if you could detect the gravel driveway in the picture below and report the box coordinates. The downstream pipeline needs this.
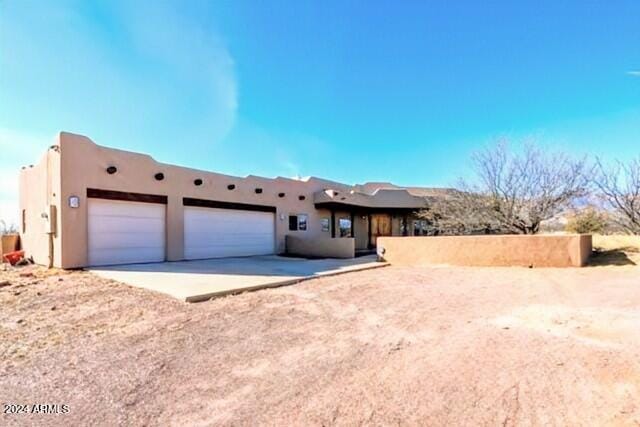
[2,261,640,426]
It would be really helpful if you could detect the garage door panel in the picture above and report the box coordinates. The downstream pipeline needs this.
[88,199,166,266]
[88,231,166,250]
[89,217,165,234]
[88,248,165,266]
[184,206,275,260]
[89,201,162,217]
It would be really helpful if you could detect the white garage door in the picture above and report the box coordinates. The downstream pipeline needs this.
[88,199,166,266]
[184,206,275,260]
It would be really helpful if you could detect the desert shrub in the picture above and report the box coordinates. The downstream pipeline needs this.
[0,219,18,235]
[565,208,607,234]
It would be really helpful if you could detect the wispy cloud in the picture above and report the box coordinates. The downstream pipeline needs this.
[0,0,237,158]
[627,70,640,77]
[0,1,239,224]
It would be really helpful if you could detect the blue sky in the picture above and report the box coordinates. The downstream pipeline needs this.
[1,0,639,224]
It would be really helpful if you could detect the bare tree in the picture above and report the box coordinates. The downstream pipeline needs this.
[419,190,501,235]
[421,141,590,235]
[592,158,640,234]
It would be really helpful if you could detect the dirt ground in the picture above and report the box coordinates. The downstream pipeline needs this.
[1,242,640,426]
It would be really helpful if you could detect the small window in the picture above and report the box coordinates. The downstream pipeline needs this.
[278,192,286,198]
[194,179,203,186]
[255,188,263,194]
[320,218,330,232]
[298,214,308,231]
[298,195,306,201]
[289,214,308,231]
[154,172,165,181]
[22,209,26,233]
[289,215,298,231]
[339,218,352,237]
[227,184,235,190]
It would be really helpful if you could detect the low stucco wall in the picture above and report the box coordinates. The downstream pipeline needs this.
[286,235,355,259]
[377,234,593,267]
[1,235,21,260]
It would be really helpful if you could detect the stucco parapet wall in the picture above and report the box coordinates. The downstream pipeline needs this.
[286,235,355,259]
[313,188,427,209]
[377,234,593,268]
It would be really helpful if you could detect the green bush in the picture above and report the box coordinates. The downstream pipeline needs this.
[565,208,607,234]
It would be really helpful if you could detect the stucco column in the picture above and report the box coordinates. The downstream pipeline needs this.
[331,210,336,238]
[166,194,184,261]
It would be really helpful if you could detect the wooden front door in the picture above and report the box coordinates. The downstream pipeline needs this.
[370,214,392,247]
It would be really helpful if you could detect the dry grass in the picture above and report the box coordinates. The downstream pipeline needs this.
[590,234,640,266]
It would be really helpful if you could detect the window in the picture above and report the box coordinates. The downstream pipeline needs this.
[320,218,330,232]
[413,220,421,236]
[339,218,352,237]
[298,214,308,231]
[289,214,308,231]
[22,209,26,233]
[289,215,298,231]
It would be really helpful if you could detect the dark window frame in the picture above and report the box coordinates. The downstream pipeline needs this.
[289,215,298,231]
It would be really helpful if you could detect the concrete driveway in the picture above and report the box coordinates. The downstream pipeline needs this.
[89,255,387,302]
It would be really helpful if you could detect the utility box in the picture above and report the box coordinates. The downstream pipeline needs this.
[42,205,57,235]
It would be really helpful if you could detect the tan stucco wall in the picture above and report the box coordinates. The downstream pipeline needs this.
[49,132,353,268]
[377,234,593,267]
[18,138,62,267]
[285,235,355,259]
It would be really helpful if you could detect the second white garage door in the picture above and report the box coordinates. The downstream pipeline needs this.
[183,206,275,260]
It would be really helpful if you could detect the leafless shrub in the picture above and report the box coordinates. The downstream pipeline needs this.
[592,158,640,234]
[419,190,502,235]
[421,141,590,235]
[0,219,19,236]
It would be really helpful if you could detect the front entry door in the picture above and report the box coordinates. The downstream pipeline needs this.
[370,214,392,247]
